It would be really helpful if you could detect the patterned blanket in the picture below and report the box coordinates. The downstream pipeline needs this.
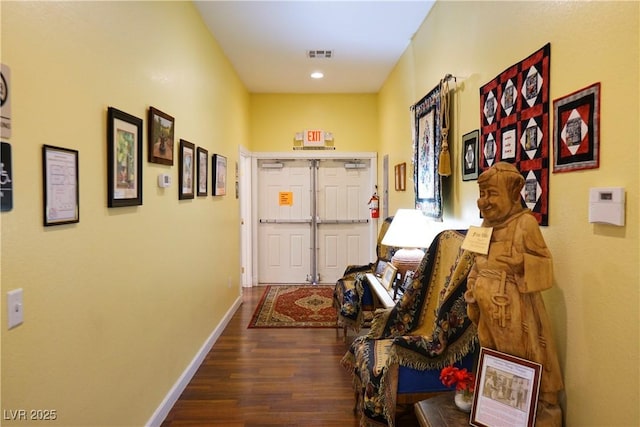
[333,217,397,332]
[341,230,478,426]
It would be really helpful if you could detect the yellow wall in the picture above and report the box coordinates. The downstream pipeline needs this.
[249,93,378,152]
[379,1,639,426]
[1,2,247,425]
[2,1,639,426]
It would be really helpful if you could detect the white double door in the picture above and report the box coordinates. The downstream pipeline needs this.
[257,157,374,284]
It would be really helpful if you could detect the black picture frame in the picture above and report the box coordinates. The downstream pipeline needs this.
[148,106,175,166]
[107,107,143,208]
[43,144,79,226]
[212,153,227,196]
[179,139,195,200]
[197,147,208,197]
[462,130,480,181]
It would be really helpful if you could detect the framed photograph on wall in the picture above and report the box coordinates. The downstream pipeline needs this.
[470,348,542,427]
[107,107,143,207]
[179,139,195,200]
[462,130,480,181]
[553,82,600,173]
[212,153,227,196]
[394,162,406,191]
[147,106,175,165]
[197,147,208,197]
[42,145,79,226]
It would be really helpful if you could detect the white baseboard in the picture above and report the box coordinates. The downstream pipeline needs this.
[146,295,243,427]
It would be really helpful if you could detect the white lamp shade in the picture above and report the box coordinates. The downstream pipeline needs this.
[381,209,436,249]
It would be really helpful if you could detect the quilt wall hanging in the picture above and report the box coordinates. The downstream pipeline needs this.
[552,82,600,173]
[412,84,443,220]
[479,43,551,225]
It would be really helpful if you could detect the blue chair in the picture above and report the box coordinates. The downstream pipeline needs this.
[341,229,479,426]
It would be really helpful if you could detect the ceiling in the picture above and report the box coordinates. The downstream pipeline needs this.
[194,1,435,94]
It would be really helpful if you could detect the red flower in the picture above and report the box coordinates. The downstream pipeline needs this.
[439,365,475,393]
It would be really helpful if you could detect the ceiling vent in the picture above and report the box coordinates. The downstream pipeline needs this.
[307,50,333,59]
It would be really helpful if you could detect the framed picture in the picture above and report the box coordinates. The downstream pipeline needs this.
[197,147,208,196]
[147,107,175,165]
[381,263,397,291]
[394,269,414,299]
[107,107,142,207]
[470,347,542,427]
[412,85,443,219]
[394,162,406,191]
[212,153,227,196]
[462,130,480,181]
[179,139,195,200]
[552,82,600,173]
[42,145,79,226]
[374,259,388,277]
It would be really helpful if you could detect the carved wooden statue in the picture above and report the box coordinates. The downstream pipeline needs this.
[464,162,563,426]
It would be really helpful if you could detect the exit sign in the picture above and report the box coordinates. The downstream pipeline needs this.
[303,129,324,147]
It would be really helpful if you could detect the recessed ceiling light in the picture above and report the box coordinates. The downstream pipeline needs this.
[310,71,324,79]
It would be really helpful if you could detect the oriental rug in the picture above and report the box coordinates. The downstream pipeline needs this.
[248,285,338,328]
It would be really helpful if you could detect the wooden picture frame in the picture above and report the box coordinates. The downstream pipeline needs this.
[178,139,195,200]
[197,147,208,197]
[462,130,480,181]
[394,162,406,191]
[381,263,397,291]
[107,107,142,207]
[212,153,227,196]
[147,106,175,165]
[42,144,79,226]
[552,82,600,173]
[470,347,542,427]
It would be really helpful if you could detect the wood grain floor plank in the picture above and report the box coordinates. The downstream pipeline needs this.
[161,286,419,426]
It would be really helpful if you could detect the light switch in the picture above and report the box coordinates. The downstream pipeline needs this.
[7,288,23,329]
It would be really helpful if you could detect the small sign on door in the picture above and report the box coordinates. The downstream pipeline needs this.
[279,191,293,206]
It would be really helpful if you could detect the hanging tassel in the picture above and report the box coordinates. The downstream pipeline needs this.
[438,76,452,177]
[439,139,452,177]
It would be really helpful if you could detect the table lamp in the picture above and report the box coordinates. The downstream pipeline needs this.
[381,209,436,280]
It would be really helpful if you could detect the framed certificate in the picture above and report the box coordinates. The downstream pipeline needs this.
[471,348,542,427]
[43,145,79,226]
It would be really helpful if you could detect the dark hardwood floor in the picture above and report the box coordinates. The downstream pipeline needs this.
[160,286,420,427]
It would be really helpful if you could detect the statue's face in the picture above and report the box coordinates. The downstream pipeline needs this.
[477,177,514,225]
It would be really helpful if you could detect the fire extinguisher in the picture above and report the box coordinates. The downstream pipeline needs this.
[368,190,379,219]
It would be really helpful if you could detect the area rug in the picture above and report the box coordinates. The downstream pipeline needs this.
[248,285,337,328]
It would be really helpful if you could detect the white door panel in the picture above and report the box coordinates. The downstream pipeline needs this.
[258,160,312,283]
[316,160,370,283]
[317,225,369,283]
[259,223,310,283]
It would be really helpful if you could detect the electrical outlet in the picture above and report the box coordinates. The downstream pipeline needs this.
[227,277,232,288]
[7,288,23,329]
